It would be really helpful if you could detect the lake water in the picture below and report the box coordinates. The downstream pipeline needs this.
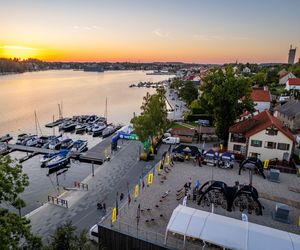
[0,70,173,215]
[0,70,171,136]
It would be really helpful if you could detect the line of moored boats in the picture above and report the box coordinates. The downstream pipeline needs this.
[54,115,122,138]
[0,115,122,170]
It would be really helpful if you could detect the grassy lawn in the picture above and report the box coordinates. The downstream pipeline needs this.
[170,123,187,129]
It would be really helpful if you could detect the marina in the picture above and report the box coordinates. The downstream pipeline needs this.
[0,70,173,217]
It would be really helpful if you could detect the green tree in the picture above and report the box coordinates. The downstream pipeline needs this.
[0,155,42,249]
[200,67,254,145]
[131,88,168,148]
[44,220,96,250]
[179,81,198,105]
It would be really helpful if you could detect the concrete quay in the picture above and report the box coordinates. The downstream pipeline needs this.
[28,139,161,242]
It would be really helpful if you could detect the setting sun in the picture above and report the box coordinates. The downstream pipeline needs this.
[0,45,40,60]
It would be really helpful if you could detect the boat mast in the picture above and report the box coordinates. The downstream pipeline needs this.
[104,97,108,122]
[34,111,43,136]
[35,110,38,136]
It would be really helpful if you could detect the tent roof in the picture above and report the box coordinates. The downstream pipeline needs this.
[166,205,300,250]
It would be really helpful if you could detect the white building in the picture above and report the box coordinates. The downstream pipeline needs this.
[279,72,296,85]
[250,87,271,112]
[242,67,251,74]
[228,110,295,161]
[285,78,300,91]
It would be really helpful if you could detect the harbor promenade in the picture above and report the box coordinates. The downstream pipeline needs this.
[28,139,161,242]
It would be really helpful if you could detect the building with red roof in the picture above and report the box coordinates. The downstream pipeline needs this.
[250,87,271,112]
[279,72,295,85]
[228,110,295,161]
[285,78,300,91]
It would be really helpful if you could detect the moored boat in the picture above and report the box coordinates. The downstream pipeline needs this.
[40,152,60,167]
[48,138,62,150]
[71,140,88,153]
[0,142,8,155]
[0,134,13,143]
[92,123,107,137]
[46,150,70,169]
[60,138,74,149]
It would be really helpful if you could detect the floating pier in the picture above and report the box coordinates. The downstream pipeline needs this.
[45,119,65,128]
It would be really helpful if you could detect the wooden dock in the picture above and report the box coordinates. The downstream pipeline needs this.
[75,135,113,165]
[7,144,59,154]
[45,119,65,128]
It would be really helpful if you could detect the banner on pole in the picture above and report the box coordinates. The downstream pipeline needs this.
[165,153,170,166]
[134,184,139,199]
[263,160,269,169]
[157,160,162,171]
[112,207,117,223]
[148,173,153,185]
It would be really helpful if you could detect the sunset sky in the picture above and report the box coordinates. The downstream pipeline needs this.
[0,0,299,63]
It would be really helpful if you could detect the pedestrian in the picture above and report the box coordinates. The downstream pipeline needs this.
[103,202,106,212]
[120,192,124,201]
[188,177,192,189]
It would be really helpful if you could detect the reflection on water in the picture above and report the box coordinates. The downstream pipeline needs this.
[0,70,171,136]
[0,70,173,215]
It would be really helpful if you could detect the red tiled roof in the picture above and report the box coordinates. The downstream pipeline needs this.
[288,78,300,86]
[250,88,271,102]
[229,110,295,142]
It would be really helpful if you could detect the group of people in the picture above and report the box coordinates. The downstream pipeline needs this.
[97,202,106,212]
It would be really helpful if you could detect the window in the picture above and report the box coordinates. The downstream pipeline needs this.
[266,128,278,136]
[233,144,241,151]
[264,141,276,149]
[250,140,262,147]
[277,143,290,151]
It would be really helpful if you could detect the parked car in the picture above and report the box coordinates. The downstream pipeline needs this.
[162,137,180,144]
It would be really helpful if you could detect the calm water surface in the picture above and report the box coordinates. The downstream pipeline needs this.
[0,70,171,136]
[0,70,172,215]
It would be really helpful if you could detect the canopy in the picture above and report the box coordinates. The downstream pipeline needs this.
[204,149,218,158]
[165,205,300,250]
[220,152,235,161]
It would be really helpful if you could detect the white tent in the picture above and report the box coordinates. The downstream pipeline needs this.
[165,205,300,250]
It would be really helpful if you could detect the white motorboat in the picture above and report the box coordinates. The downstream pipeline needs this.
[71,140,88,153]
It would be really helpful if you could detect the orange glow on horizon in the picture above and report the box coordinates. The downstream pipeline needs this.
[0,44,287,64]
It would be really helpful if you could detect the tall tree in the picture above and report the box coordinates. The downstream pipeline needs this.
[200,67,254,145]
[131,87,168,148]
[179,81,198,105]
[0,155,42,249]
[44,220,96,250]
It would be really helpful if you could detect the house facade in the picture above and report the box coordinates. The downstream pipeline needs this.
[285,78,300,91]
[274,100,300,131]
[250,87,271,112]
[228,111,295,161]
[278,72,296,85]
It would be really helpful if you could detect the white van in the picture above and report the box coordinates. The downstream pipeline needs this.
[88,224,99,243]
[162,137,180,144]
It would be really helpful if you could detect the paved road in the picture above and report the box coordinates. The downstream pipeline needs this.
[28,140,162,242]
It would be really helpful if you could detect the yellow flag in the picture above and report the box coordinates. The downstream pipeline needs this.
[148,173,153,185]
[263,160,269,169]
[157,160,162,171]
[165,153,170,166]
[134,184,139,199]
[111,207,117,223]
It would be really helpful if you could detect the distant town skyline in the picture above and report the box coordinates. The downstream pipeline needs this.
[0,0,299,63]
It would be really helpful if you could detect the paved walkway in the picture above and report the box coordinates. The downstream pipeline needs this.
[100,157,300,249]
[28,139,160,242]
